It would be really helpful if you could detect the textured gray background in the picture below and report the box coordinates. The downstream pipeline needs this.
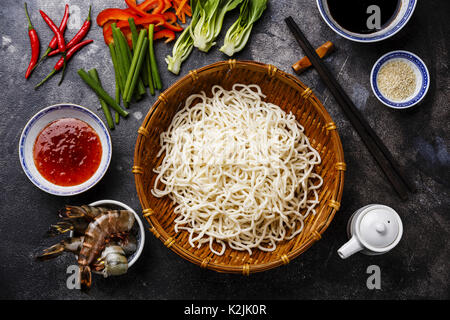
[0,0,448,299]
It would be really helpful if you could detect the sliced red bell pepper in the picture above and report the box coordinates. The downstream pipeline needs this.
[163,11,177,24]
[138,0,164,14]
[162,0,172,13]
[116,14,165,29]
[125,0,149,17]
[162,21,183,32]
[154,29,176,43]
[103,21,115,45]
[97,8,139,27]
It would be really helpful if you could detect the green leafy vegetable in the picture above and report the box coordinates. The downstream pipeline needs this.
[165,25,194,75]
[191,0,243,52]
[220,0,268,56]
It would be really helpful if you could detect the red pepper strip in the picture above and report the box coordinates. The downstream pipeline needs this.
[48,6,92,57]
[163,11,177,24]
[116,14,165,29]
[48,4,69,50]
[154,29,176,43]
[35,40,94,89]
[40,10,66,52]
[162,21,183,32]
[137,0,164,13]
[175,0,188,17]
[103,21,115,45]
[97,8,139,27]
[125,0,149,17]
[24,3,40,79]
[161,0,172,13]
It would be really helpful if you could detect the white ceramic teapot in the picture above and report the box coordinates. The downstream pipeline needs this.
[337,204,403,259]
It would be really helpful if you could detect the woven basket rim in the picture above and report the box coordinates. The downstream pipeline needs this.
[134,60,345,274]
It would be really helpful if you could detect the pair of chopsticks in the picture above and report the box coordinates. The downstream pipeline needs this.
[285,17,416,201]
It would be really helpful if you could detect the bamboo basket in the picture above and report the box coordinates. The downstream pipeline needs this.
[133,60,345,275]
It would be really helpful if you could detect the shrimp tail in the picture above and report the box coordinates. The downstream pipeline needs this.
[36,243,65,261]
[46,221,73,237]
[79,265,92,290]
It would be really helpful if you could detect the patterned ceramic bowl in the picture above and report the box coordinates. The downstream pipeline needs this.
[316,0,417,43]
[19,103,112,196]
[370,50,430,109]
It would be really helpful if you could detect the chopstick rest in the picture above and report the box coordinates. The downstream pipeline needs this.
[292,41,335,74]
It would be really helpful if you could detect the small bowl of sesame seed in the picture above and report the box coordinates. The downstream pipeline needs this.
[370,50,430,109]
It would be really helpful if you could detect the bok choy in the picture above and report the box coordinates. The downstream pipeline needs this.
[220,0,268,56]
[165,26,194,75]
[191,0,243,52]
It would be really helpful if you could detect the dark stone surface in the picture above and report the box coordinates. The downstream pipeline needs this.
[0,0,448,300]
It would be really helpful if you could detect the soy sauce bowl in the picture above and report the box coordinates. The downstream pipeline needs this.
[370,50,430,109]
[316,0,417,43]
[19,103,112,196]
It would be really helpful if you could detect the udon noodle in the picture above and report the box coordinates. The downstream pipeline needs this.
[152,84,323,255]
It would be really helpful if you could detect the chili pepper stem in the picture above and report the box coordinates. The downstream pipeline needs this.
[35,69,57,89]
[24,3,34,30]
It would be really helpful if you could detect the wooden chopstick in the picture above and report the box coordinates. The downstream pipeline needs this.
[285,16,415,200]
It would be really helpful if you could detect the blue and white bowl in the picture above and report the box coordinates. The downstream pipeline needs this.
[370,50,430,109]
[316,0,417,43]
[19,103,112,196]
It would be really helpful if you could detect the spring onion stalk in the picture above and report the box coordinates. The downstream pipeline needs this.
[148,24,162,90]
[123,29,147,101]
[166,25,194,75]
[129,18,149,88]
[126,39,148,102]
[88,69,114,130]
[78,69,129,118]
[190,0,243,52]
[220,0,268,56]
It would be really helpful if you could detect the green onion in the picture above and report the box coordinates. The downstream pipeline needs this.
[126,38,148,102]
[88,69,114,130]
[77,68,129,118]
[129,18,149,88]
[148,24,162,90]
[124,29,148,102]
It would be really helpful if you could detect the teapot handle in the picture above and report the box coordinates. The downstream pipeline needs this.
[337,236,364,259]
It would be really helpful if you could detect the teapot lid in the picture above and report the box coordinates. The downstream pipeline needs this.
[357,205,402,250]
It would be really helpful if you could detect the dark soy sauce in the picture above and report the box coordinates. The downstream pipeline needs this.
[327,0,401,34]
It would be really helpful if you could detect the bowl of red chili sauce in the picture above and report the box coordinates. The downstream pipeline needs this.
[19,104,112,196]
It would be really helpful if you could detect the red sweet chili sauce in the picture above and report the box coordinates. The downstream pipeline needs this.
[33,118,102,186]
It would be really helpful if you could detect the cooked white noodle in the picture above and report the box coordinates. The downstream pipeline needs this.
[152,84,323,255]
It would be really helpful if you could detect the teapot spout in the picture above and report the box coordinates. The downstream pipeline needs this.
[337,236,363,259]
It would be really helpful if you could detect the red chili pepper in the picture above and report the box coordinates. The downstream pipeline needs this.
[32,4,69,72]
[154,29,176,43]
[97,8,140,27]
[35,39,94,89]
[48,6,92,57]
[49,5,69,50]
[24,3,40,79]
[40,10,66,53]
